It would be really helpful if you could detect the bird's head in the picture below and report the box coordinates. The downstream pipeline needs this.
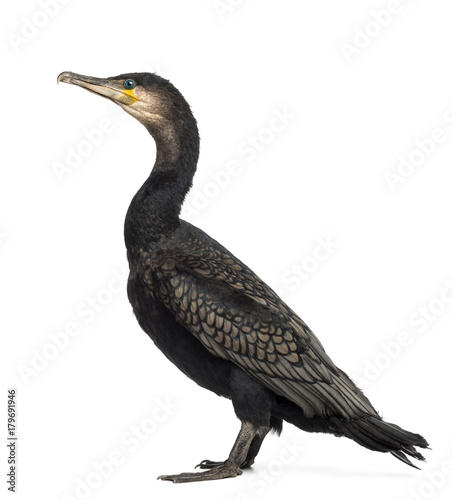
[57,71,198,162]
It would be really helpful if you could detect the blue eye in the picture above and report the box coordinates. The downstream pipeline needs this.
[124,79,136,90]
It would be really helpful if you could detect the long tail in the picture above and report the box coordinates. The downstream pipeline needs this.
[335,415,429,469]
[274,399,429,468]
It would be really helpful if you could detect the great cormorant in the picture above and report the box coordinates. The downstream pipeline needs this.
[57,71,429,482]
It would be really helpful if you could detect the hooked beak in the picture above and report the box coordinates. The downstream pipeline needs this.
[57,71,139,105]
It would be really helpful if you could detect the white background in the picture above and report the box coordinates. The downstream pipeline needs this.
[2,1,452,499]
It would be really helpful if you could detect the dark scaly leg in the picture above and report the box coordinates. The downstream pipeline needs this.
[197,428,269,470]
[197,415,282,471]
[241,416,282,468]
[158,421,257,483]
[160,370,279,482]
[240,428,268,468]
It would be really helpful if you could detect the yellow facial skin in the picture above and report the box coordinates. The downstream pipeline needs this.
[116,85,140,105]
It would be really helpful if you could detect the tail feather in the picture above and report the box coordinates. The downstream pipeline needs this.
[336,415,429,467]
[390,450,421,470]
[274,398,429,468]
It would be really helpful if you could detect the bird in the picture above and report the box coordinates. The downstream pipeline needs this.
[57,71,429,482]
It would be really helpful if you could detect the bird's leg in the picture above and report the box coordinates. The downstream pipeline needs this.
[158,422,257,483]
[197,427,269,470]
[240,428,269,468]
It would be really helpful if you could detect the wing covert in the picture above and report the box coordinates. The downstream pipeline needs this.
[143,247,375,419]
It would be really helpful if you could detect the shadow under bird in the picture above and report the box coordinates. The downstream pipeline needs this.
[57,70,429,482]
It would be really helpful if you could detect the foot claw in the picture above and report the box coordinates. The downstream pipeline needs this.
[158,474,193,483]
[195,459,225,469]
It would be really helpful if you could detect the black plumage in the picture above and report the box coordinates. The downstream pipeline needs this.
[57,71,429,482]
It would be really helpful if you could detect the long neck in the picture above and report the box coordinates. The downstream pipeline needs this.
[125,113,199,252]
